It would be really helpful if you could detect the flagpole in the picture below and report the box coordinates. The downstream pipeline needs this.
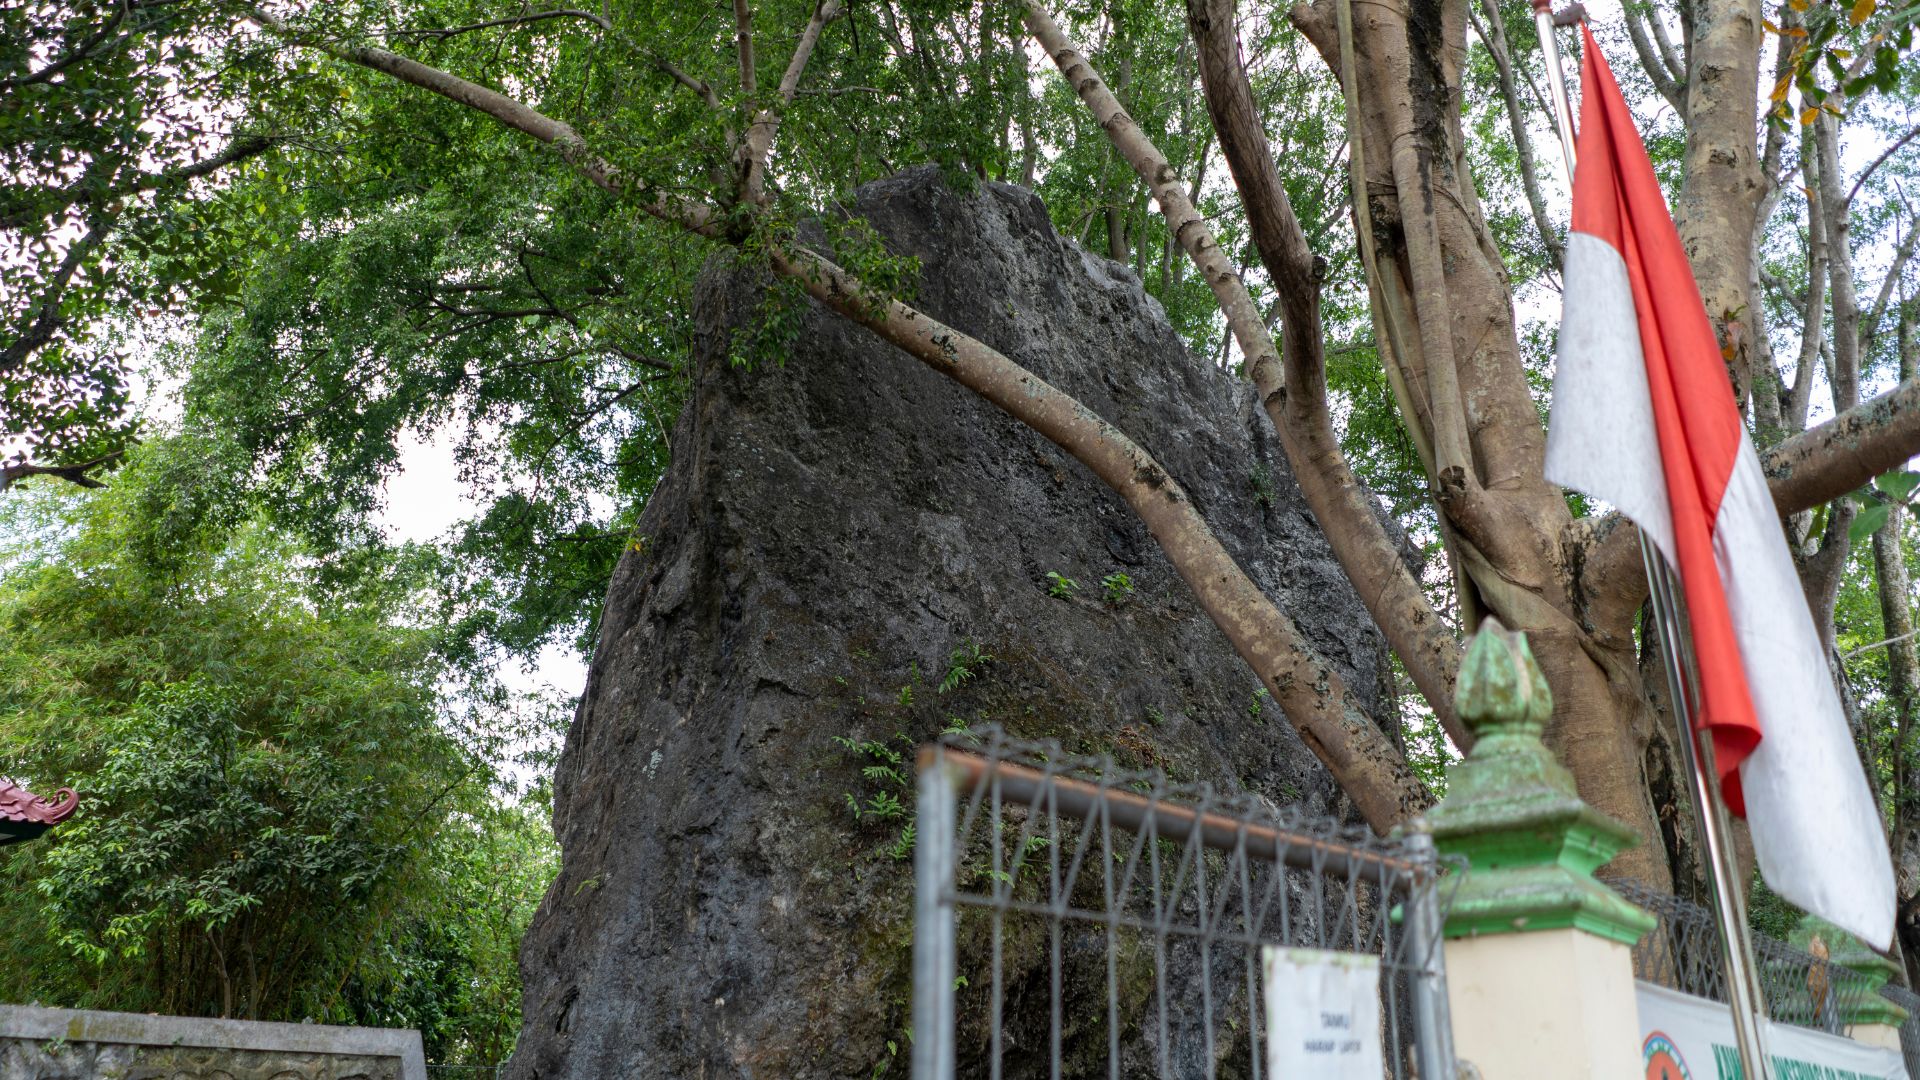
[1639,532,1776,1079]
[1531,0,1580,191]
[1527,7,1776,1077]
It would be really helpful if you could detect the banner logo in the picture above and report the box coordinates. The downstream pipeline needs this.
[1644,1031,1691,1080]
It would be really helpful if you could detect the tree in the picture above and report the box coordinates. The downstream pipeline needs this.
[0,0,280,474]
[0,436,557,1062]
[6,0,1920,917]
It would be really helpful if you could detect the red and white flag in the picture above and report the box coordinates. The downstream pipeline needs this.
[1544,28,1894,947]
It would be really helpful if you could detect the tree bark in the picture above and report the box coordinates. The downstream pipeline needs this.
[1287,0,1670,886]
[1670,0,1766,413]
[1883,299,1920,984]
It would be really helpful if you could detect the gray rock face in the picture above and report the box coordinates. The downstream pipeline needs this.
[507,167,1392,1079]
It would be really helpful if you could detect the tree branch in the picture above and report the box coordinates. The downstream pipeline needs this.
[1643,0,1688,86]
[0,5,131,90]
[776,0,841,104]
[740,0,842,204]
[1850,123,1920,210]
[250,10,719,239]
[1032,0,1467,745]
[282,4,1433,829]
[0,450,125,491]
[734,0,757,98]
[388,9,612,39]
[773,243,1432,827]
[0,219,106,374]
[1862,221,1918,347]
[1623,4,1686,112]
[1469,0,1565,265]
[655,56,723,110]
[1766,377,1920,516]
[2,134,275,235]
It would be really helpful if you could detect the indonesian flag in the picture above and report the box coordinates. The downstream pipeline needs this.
[1544,27,1895,947]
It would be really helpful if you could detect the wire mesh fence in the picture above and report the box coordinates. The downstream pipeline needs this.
[1879,982,1920,1077]
[1614,879,1885,1034]
[912,729,1458,1080]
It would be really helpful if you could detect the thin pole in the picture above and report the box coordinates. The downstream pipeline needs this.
[1640,535,1776,1078]
[1524,6,1774,1075]
[1530,0,1579,192]
[1404,825,1456,1080]
[913,747,957,1080]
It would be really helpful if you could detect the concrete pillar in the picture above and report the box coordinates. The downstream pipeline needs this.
[1426,620,1657,1080]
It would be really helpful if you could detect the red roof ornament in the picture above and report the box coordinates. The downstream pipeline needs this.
[0,778,78,847]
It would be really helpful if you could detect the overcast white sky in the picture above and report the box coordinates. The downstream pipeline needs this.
[376,428,591,702]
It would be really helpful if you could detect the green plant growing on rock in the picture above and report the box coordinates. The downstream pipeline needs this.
[885,823,916,862]
[830,732,916,858]
[1249,465,1277,509]
[938,639,993,694]
[1100,572,1135,604]
[1044,571,1079,599]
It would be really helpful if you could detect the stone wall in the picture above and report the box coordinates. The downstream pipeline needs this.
[0,1005,425,1080]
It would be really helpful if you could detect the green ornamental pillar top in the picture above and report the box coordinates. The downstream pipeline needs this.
[1427,619,1657,944]
[1792,914,1910,1029]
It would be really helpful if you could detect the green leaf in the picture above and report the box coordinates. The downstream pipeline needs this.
[1874,470,1920,503]
[1851,501,1892,544]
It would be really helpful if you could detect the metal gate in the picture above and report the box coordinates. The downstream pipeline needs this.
[911,729,1457,1079]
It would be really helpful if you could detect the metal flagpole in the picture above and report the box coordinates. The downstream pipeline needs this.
[1527,5,1776,1076]
[1638,530,1776,1078]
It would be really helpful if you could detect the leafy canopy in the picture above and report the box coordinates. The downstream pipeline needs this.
[0,435,558,1064]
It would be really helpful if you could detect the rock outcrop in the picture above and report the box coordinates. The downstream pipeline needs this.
[508,167,1394,1078]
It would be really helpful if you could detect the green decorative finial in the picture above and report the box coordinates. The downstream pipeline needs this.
[1791,915,1909,1029]
[1454,615,1553,735]
[1427,619,1656,944]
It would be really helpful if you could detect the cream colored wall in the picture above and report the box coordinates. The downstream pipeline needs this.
[1847,1022,1903,1053]
[1443,928,1642,1080]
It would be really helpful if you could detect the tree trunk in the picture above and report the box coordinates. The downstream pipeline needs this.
[1883,299,1920,983]
[1671,0,1766,413]
[1288,0,1671,886]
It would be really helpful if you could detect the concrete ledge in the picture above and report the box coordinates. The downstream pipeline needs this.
[0,1004,426,1080]
[1848,1021,1904,1053]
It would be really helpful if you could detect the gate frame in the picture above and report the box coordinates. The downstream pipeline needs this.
[910,739,1455,1080]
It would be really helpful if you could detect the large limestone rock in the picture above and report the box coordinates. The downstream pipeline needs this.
[508,167,1395,1078]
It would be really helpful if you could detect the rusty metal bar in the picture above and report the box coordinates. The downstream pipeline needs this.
[918,747,1421,881]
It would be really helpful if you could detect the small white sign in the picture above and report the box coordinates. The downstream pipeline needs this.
[1262,945,1385,1078]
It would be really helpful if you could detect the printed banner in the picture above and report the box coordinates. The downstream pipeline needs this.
[1638,980,1908,1079]
[1262,946,1385,1078]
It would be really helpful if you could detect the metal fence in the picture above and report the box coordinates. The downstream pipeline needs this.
[1616,879,1891,1034]
[912,729,1457,1079]
[1881,983,1920,1077]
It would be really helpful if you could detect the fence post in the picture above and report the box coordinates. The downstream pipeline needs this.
[1403,825,1457,1080]
[1426,621,1655,1079]
[1793,915,1910,1052]
[912,746,957,1080]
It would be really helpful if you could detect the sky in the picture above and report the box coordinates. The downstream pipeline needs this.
[377,426,590,702]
